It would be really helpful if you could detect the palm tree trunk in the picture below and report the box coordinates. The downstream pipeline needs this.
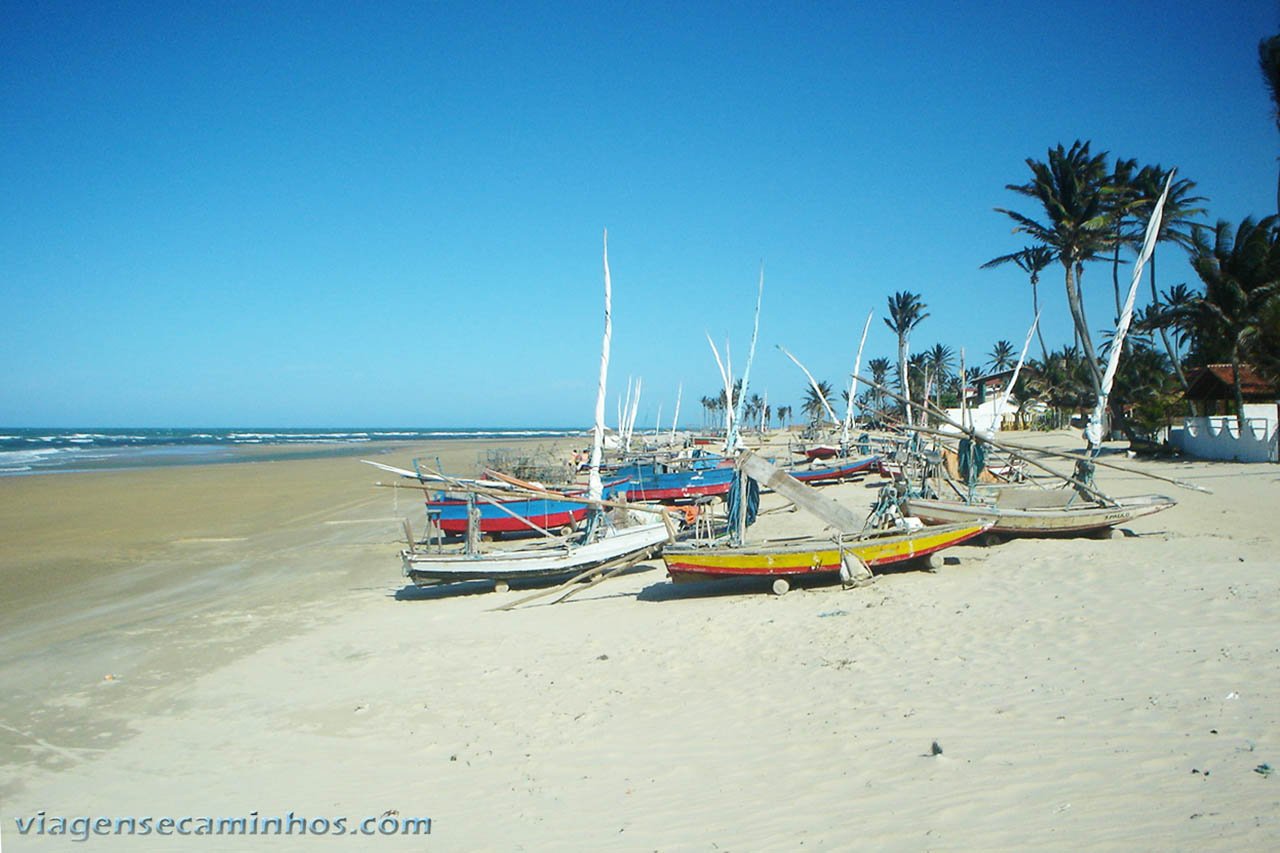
[1147,255,1194,415]
[1064,261,1104,396]
[1231,349,1248,432]
[1031,276,1049,362]
[1111,234,1123,326]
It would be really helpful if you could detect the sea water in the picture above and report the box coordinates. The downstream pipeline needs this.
[0,428,584,476]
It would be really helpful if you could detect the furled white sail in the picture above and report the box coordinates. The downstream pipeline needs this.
[988,312,1040,436]
[728,266,764,451]
[588,231,612,503]
[1086,170,1175,449]
[842,310,874,444]
[669,382,682,443]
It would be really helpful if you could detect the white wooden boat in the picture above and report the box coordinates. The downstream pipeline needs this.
[402,517,669,587]
[902,488,1175,538]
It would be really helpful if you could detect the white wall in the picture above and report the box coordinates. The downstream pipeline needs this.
[1170,403,1279,463]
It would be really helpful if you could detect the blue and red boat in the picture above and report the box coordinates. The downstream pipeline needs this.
[426,495,592,536]
[613,463,737,502]
[786,454,880,485]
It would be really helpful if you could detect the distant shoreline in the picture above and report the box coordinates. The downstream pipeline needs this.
[0,427,595,477]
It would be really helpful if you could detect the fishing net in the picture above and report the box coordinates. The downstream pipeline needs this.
[856,432,871,454]
[726,470,760,538]
[958,438,987,499]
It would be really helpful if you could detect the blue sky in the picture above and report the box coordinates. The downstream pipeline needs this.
[2,1,1276,427]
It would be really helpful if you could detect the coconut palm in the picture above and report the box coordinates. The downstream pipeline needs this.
[1260,34,1280,213]
[1025,346,1092,428]
[1104,157,1141,323]
[1170,216,1280,428]
[884,291,928,426]
[981,245,1055,361]
[867,357,892,413]
[801,381,835,425]
[923,343,955,416]
[1130,165,1207,394]
[996,140,1113,396]
[987,339,1016,372]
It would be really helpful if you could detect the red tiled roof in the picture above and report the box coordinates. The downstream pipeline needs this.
[1184,364,1276,400]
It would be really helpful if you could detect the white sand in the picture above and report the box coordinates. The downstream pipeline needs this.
[2,433,1278,850]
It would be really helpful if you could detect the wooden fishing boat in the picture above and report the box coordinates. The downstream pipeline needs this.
[403,517,670,587]
[426,496,591,536]
[902,489,1176,538]
[662,520,990,589]
[794,443,840,461]
[786,454,879,485]
[621,465,736,502]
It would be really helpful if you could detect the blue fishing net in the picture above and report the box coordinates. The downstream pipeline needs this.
[726,470,760,538]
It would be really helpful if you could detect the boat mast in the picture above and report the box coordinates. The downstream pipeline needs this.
[728,265,764,453]
[842,309,874,447]
[587,230,612,505]
[1086,170,1174,452]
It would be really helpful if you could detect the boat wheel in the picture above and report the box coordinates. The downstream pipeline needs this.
[1090,527,1115,540]
[493,580,510,593]
[980,532,1005,547]
[771,578,790,596]
[559,525,574,537]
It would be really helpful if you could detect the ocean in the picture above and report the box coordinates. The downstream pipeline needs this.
[0,428,586,476]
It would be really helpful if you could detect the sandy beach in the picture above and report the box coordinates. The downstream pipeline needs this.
[2,432,1278,850]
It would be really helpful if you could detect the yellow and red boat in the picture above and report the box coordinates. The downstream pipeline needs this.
[662,520,990,591]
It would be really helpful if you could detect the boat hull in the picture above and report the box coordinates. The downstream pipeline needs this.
[661,521,989,582]
[428,498,591,535]
[902,493,1176,535]
[622,467,736,502]
[402,521,670,585]
[787,455,879,484]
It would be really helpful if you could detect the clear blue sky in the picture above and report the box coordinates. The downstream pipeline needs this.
[3,1,1276,427]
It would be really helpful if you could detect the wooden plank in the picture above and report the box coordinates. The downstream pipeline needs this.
[739,451,864,534]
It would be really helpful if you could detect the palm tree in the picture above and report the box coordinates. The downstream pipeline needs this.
[1104,157,1141,323]
[884,291,928,426]
[1260,34,1280,213]
[981,245,1055,361]
[923,343,955,416]
[775,405,791,429]
[987,339,1016,372]
[996,140,1113,397]
[1130,165,1206,395]
[867,357,891,416]
[1172,216,1280,428]
[1025,346,1092,429]
[801,381,834,425]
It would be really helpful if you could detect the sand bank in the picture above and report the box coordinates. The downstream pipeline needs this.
[1,432,1277,850]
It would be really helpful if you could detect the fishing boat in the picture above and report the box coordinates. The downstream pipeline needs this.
[426,495,592,536]
[620,464,736,502]
[902,489,1176,540]
[786,454,879,485]
[790,442,841,461]
[662,520,991,590]
[403,513,671,588]
[657,449,989,594]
